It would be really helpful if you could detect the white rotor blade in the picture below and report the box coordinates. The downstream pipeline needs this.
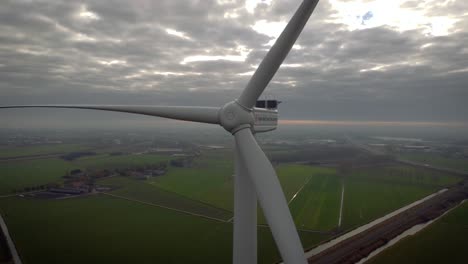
[238,0,320,109]
[234,128,306,264]
[233,145,257,264]
[0,105,220,124]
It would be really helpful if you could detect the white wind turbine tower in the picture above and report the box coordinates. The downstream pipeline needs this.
[1,0,320,263]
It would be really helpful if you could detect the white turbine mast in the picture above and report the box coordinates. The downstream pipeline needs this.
[1,1,320,263]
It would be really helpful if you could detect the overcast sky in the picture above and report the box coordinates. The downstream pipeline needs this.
[1,0,467,129]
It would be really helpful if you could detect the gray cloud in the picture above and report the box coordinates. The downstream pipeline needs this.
[1,0,467,129]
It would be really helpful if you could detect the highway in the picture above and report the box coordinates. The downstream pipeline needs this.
[306,182,467,263]
[302,188,447,260]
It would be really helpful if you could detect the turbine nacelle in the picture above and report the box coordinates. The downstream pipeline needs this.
[219,100,279,134]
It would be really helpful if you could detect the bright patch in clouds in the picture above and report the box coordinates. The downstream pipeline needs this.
[245,0,272,13]
[329,0,459,36]
[181,45,251,64]
[252,20,287,38]
[76,5,99,21]
[166,28,192,40]
[97,59,127,66]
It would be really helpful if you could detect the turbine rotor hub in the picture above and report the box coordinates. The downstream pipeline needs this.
[219,101,254,134]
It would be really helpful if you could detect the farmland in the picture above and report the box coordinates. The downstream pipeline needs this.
[0,144,89,159]
[98,176,233,220]
[0,151,171,195]
[399,152,468,172]
[341,166,461,230]
[0,195,328,264]
[367,201,468,264]
[149,150,234,211]
[288,170,341,231]
[0,137,464,263]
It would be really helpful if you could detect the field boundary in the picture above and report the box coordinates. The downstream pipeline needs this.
[148,182,233,213]
[102,192,230,223]
[288,174,314,205]
[338,183,344,227]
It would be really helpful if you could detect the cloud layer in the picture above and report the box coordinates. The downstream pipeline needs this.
[1,0,467,126]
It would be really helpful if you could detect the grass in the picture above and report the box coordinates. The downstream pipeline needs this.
[0,144,89,159]
[0,158,73,194]
[367,201,468,264]
[149,150,235,211]
[257,165,341,231]
[288,170,341,231]
[399,152,468,172]
[341,165,461,230]
[98,176,233,220]
[0,195,328,264]
[73,153,171,169]
[0,145,465,263]
[0,154,172,195]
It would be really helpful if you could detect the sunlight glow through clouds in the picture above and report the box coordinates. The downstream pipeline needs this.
[245,0,272,13]
[180,45,251,64]
[328,0,458,36]
[76,5,99,21]
[166,29,192,40]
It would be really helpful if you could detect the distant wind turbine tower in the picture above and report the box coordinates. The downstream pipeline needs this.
[1,0,320,263]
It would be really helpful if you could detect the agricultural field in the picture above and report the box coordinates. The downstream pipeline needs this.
[97,176,233,220]
[257,165,341,231]
[399,152,468,172]
[288,170,341,231]
[0,144,89,159]
[341,166,462,230]
[368,201,468,264]
[0,195,328,264]
[0,141,465,263]
[0,152,171,195]
[149,150,235,211]
[0,158,73,194]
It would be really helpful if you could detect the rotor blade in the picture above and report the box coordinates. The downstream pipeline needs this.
[234,128,306,264]
[0,105,220,124]
[233,145,257,264]
[238,0,320,109]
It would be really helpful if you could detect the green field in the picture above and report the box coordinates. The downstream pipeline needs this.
[98,176,232,220]
[368,201,468,264]
[0,158,73,194]
[0,153,171,195]
[0,195,328,264]
[0,145,465,263]
[399,152,468,172]
[150,150,234,211]
[258,165,340,230]
[0,144,89,159]
[341,166,461,230]
[288,169,341,231]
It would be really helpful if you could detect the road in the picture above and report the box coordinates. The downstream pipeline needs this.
[338,183,344,227]
[305,181,468,263]
[0,214,22,264]
[302,188,447,260]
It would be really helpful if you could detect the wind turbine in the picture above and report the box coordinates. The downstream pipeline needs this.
[1,0,320,263]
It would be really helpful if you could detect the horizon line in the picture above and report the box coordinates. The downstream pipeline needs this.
[278,119,468,127]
